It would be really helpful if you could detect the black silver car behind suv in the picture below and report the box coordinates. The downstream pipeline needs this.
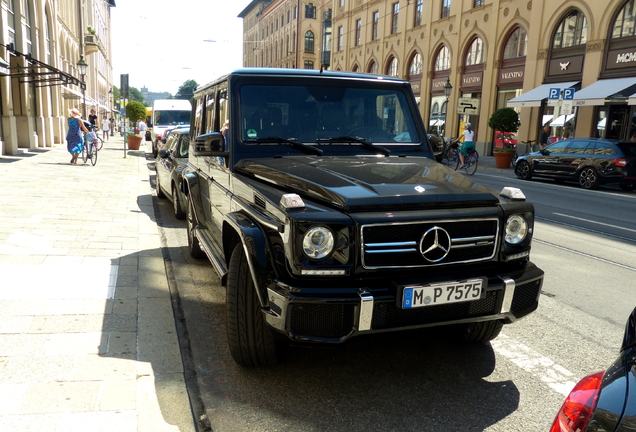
[515,138,636,190]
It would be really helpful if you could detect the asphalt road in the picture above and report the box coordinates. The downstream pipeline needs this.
[151,161,636,432]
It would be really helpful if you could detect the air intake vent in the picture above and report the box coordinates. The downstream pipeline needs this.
[254,194,267,209]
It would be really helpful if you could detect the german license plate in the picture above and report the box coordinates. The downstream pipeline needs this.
[402,279,484,309]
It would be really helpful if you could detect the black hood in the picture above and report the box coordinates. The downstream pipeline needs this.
[235,156,499,211]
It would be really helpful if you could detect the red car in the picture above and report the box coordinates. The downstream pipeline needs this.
[494,131,518,149]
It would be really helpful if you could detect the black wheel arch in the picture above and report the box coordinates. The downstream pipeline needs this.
[224,211,279,308]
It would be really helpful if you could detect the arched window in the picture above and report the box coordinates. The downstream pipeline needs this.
[503,26,528,59]
[304,60,314,69]
[368,60,378,74]
[465,37,484,66]
[434,46,450,71]
[45,10,53,64]
[612,0,636,38]
[352,64,359,73]
[432,102,440,114]
[553,10,588,49]
[25,1,34,56]
[386,57,398,77]
[409,52,422,76]
[304,31,314,54]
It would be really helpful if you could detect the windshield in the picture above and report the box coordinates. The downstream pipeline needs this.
[239,84,421,145]
[154,110,191,126]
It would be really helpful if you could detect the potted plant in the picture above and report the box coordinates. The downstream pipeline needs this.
[125,101,146,150]
[489,107,520,168]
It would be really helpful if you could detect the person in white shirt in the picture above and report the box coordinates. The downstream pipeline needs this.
[452,123,475,168]
[101,115,110,140]
[137,119,148,139]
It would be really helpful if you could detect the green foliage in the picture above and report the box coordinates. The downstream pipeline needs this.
[488,108,520,133]
[129,87,145,104]
[126,100,146,123]
[493,146,515,152]
[175,79,198,101]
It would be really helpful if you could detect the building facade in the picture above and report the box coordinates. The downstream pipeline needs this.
[239,0,332,71]
[323,0,636,154]
[0,0,115,156]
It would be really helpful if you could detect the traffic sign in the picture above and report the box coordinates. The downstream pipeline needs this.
[456,97,481,115]
[563,88,575,100]
[548,88,561,100]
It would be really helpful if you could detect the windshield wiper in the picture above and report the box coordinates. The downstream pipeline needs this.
[244,137,323,156]
[316,136,391,156]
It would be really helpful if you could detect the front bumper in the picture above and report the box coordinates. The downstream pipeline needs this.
[263,262,544,343]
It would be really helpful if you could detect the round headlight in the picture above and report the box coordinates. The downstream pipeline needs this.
[302,227,335,259]
[505,215,528,244]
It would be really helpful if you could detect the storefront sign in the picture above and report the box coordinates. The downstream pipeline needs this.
[607,47,636,70]
[431,77,449,94]
[410,74,422,95]
[548,55,583,76]
[461,72,483,89]
[498,66,524,85]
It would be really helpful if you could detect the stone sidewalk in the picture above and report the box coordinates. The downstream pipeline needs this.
[0,137,196,432]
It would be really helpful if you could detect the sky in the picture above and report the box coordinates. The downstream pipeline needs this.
[111,0,253,96]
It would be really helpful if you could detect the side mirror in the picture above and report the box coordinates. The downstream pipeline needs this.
[191,132,226,157]
[158,148,170,159]
[540,149,549,155]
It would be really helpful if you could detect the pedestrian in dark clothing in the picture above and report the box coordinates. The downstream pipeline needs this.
[540,125,550,148]
[88,109,97,127]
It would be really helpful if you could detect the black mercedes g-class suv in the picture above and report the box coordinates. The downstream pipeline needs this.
[183,69,544,366]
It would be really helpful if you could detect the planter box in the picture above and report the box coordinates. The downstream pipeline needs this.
[126,135,143,150]
[493,151,513,168]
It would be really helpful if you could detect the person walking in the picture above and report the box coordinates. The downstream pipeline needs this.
[138,119,148,141]
[540,124,551,148]
[88,109,98,127]
[452,123,475,169]
[101,115,110,141]
[66,108,89,164]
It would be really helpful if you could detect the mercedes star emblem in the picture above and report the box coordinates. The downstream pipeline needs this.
[419,226,452,262]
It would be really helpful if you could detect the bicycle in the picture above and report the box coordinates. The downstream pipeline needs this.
[442,138,479,175]
[511,140,536,168]
[81,126,104,166]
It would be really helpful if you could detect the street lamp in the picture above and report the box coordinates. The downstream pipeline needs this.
[443,77,453,138]
[76,55,88,117]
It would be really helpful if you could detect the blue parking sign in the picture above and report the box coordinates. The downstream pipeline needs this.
[549,88,561,100]
[563,88,575,100]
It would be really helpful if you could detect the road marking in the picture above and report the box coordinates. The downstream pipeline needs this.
[491,334,576,397]
[552,213,636,234]
[533,238,636,271]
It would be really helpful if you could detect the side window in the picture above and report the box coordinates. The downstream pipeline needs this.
[205,91,216,134]
[593,143,616,155]
[565,140,590,154]
[193,99,204,136]
[217,88,229,133]
[179,135,190,158]
[546,140,568,153]
[165,134,178,153]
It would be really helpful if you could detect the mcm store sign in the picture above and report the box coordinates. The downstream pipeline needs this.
[607,47,636,69]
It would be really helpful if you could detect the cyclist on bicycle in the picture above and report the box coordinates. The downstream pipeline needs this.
[452,122,475,169]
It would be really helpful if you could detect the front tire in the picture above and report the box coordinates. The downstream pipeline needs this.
[515,160,533,180]
[461,320,504,343]
[226,244,283,367]
[186,198,205,259]
[172,184,185,220]
[579,167,600,189]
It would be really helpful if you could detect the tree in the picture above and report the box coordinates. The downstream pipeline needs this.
[488,108,520,133]
[175,79,198,101]
[129,87,145,105]
[126,100,146,124]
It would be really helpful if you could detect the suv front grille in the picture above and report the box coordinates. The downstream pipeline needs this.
[361,219,499,269]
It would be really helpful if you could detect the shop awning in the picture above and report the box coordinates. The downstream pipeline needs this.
[542,115,554,126]
[573,77,636,106]
[507,81,579,108]
[429,119,445,127]
[550,114,575,127]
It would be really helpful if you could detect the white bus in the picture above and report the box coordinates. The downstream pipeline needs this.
[151,99,192,157]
